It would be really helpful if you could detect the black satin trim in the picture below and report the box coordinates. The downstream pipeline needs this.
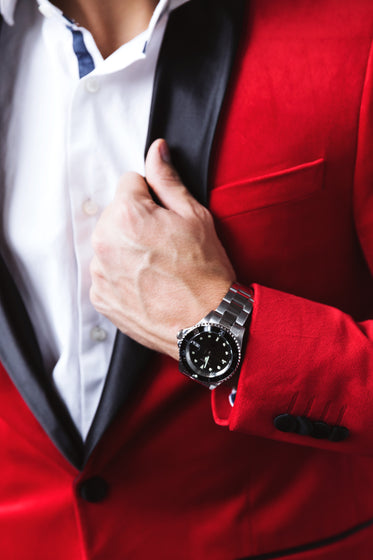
[237,517,373,559]
[83,333,153,464]
[145,0,247,205]
[0,255,84,469]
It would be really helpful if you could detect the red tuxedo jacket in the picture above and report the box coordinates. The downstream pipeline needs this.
[0,0,373,558]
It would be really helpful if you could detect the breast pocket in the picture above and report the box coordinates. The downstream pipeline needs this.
[209,158,325,220]
[208,158,326,293]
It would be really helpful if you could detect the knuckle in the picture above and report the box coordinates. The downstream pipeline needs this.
[162,171,182,188]
[189,202,212,223]
[91,230,107,256]
[119,171,141,185]
[89,258,100,278]
[117,172,145,199]
[89,285,100,308]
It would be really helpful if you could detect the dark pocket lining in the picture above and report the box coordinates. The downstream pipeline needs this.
[236,517,373,560]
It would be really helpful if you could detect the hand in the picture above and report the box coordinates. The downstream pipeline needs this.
[90,139,236,360]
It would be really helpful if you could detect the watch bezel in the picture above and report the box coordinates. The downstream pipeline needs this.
[178,323,241,388]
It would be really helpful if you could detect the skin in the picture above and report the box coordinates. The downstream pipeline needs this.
[90,140,235,360]
[54,0,159,58]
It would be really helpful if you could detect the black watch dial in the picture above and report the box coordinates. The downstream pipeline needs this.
[179,324,241,384]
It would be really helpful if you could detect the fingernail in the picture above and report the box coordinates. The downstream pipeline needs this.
[159,141,171,163]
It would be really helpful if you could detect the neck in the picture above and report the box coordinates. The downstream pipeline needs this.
[53,0,159,58]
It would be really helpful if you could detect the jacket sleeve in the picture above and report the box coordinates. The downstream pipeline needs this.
[212,41,373,456]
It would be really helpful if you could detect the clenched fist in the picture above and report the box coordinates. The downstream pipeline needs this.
[90,139,235,360]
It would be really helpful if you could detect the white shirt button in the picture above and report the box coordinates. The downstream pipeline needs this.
[90,326,108,342]
[82,199,99,216]
[85,77,100,93]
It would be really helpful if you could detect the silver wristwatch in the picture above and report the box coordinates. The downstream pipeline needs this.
[177,283,253,389]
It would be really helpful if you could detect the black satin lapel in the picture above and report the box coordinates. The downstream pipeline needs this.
[0,14,84,469]
[0,254,84,469]
[83,0,247,462]
[83,333,152,463]
[146,0,247,205]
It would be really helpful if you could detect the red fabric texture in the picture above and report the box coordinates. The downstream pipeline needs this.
[1,0,373,558]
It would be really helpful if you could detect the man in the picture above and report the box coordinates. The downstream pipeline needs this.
[0,0,373,558]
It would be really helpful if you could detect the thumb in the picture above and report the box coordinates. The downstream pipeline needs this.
[145,139,196,214]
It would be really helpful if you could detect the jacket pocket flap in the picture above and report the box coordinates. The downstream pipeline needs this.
[210,158,325,220]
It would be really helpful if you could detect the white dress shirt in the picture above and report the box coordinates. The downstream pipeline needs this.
[0,0,189,438]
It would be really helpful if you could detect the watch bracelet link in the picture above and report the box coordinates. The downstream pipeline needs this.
[204,283,254,340]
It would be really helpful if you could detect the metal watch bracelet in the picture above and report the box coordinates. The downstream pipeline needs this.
[203,283,254,344]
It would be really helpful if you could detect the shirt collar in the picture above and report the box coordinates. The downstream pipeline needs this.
[0,0,190,27]
[141,0,189,54]
[0,0,17,25]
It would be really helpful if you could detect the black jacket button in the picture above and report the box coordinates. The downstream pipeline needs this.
[311,421,332,439]
[329,426,350,442]
[274,414,298,433]
[79,476,109,503]
[296,416,314,436]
